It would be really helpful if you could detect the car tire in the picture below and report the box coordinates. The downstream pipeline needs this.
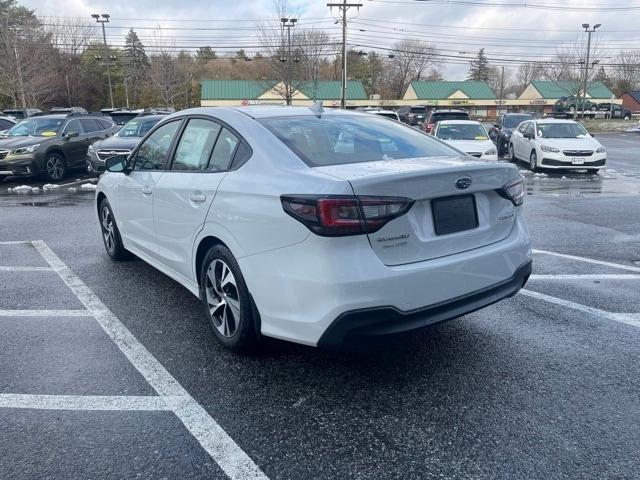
[529,150,539,172]
[99,198,131,261]
[45,152,66,181]
[199,245,258,352]
[508,143,517,163]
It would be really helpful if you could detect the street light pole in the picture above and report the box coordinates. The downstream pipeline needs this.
[280,18,297,106]
[92,13,114,109]
[580,23,600,119]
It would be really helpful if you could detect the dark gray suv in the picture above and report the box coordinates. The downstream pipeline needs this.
[0,114,118,181]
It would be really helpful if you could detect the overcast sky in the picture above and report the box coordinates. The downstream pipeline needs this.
[21,0,639,80]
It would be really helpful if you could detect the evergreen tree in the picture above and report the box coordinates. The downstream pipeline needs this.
[467,48,490,81]
[122,29,149,106]
[196,46,217,63]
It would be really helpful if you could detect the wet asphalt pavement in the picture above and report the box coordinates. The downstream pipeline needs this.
[1,132,639,479]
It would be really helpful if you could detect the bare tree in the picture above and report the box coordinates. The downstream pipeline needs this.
[386,37,440,99]
[146,28,184,107]
[515,62,542,94]
[612,50,640,95]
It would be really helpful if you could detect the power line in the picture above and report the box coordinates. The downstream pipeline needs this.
[366,0,640,11]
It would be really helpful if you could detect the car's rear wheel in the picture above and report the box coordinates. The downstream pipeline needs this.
[99,198,130,261]
[45,152,66,181]
[624,114,631,120]
[200,245,258,352]
[529,150,539,172]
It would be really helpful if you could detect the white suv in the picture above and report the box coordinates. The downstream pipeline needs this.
[97,106,532,351]
[509,119,606,172]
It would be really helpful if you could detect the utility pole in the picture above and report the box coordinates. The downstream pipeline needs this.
[328,0,362,109]
[92,13,115,109]
[65,75,72,107]
[579,23,600,119]
[498,65,505,117]
[280,17,297,106]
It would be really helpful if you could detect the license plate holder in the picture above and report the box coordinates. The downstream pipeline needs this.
[571,158,585,165]
[432,194,479,236]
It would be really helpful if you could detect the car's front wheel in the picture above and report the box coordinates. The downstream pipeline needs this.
[200,245,258,352]
[99,198,130,261]
[529,150,539,172]
[45,152,66,181]
[508,143,517,162]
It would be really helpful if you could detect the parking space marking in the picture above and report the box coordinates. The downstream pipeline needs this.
[533,249,640,273]
[530,274,640,280]
[0,241,32,245]
[0,394,175,411]
[520,289,640,329]
[0,266,54,271]
[28,241,269,480]
[0,309,93,317]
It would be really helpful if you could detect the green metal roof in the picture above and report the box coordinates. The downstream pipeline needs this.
[200,80,277,100]
[530,80,614,99]
[200,79,367,100]
[409,81,496,100]
[296,80,367,100]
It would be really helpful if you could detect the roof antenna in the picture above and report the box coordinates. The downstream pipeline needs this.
[309,101,324,117]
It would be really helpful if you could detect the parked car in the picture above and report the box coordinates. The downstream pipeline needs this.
[2,108,42,119]
[508,118,605,172]
[432,120,497,161]
[489,113,535,156]
[397,105,429,125]
[96,106,531,351]
[50,106,88,115]
[553,96,596,115]
[87,114,167,174]
[361,108,400,121]
[106,108,144,126]
[0,113,118,181]
[595,103,633,120]
[423,109,470,134]
[0,116,17,134]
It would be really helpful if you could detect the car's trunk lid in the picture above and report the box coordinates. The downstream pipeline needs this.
[315,156,519,266]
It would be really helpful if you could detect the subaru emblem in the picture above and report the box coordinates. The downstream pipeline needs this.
[456,177,472,190]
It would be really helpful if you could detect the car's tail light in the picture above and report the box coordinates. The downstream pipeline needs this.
[496,176,525,206]
[281,195,414,236]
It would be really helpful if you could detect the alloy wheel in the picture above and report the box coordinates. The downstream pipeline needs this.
[101,205,115,253]
[46,155,64,180]
[205,259,241,338]
[509,144,515,162]
[530,151,537,171]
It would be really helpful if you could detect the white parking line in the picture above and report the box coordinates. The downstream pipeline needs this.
[520,289,640,329]
[0,266,54,271]
[0,394,175,411]
[533,249,640,273]
[30,240,269,480]
[0,241,32,245]
[530,274,640,280]
[0,309,93,317]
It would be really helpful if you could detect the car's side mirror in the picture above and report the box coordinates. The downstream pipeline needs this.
[105,154,129,173]
[63,131,79,139]
[524,132,533,140]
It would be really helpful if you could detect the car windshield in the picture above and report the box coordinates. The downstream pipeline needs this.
[537,123,589,139]
[4,118,63,137]
[110,113,139,125]
[117,118,160,138]
[503,115,533,128]
[259,114,457,167]
[374,112,398,120]
[436,123,488,141]
[410,107,427,113]
[431,112,469,122]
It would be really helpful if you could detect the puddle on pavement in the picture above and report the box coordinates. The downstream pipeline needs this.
[520,170,640,196]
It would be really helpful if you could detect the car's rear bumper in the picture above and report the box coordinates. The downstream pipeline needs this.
[318,259,531,349]
[239,214,532,347]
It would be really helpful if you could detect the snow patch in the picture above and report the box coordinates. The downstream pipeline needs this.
[67,187,77,193]
[42,183,60,191]
[8,185,34,193]
[80,183,97,191]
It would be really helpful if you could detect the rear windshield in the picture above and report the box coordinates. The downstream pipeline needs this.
[431,112,469,122]
[375,112,398,120]
[117,118,161,137]
[410,107,427,113]
[503,115,533,128]
[436,123,488,141]
[259,114,457,167]
[110,113,139,125]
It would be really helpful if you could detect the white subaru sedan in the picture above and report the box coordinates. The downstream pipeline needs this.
[432,120,498,161]
[509,118,606,172]
[96,106,532,351]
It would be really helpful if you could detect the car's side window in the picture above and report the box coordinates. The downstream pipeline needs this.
[63,119,83,135]
[132,120,181,171]
[517,122,528,134]
[80,118,103,133]
[207,128,239,172]
[231,141,252,169]
[172,119,221,171]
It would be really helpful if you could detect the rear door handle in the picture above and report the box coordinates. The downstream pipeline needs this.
[142,187,152,195]
[189,193,206,203]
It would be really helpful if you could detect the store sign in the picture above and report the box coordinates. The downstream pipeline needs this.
[529,99,547,105]
[451,100,470,105]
